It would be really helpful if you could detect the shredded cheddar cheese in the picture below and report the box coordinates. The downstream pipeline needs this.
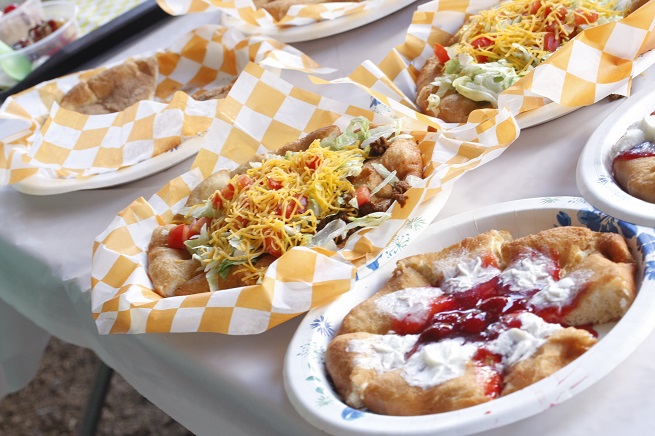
[454,0,627,73]
[186,139,367,284]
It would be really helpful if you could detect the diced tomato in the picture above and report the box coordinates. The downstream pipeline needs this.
[306,155,322,170]
[545,20,558,34]
[167,218,210,249]
[233,215,249,229]
[471,36,493,49]
[354,185,371,207]
[236,174,253,189]
[267,177,283,190]
[222,184,235,200]
[574,9,598,25]
[237,196,251,211]
[554,6,567,20]
[189,217,211,234]
[544,32,559,52]
[263,231,283,257]
[280,195,308,219]
[212,183,236,209]
[433,43,450,65]
[211,193,223,209]
[543,5,566,20]
[476,55,489,63]
[530,1,542,15]
[167,224,188,249]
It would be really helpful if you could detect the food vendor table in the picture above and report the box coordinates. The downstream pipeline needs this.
[2,2,655,435]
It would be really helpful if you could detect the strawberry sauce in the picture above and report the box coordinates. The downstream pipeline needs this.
[614,141,655,161]
[392,251,587,398]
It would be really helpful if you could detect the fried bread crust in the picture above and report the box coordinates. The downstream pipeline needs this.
[147,123,413,297]
[613,156,655,204]
[327,227,635,415]
[61,57,158,115]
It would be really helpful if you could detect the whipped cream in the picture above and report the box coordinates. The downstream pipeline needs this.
[611,115,655,157]
[499,251,555,292]
[441,257,501,293]
[402,338,478,388]
[348,334,417,373]
[348,334,477,390]
[486,312,562,367]
[529,269,592,310]
[375,287,442,322]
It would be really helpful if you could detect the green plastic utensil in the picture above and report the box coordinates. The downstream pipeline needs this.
[0,39,32,81]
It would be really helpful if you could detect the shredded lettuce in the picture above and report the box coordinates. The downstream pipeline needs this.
[309,212,391,248]
[321,116,411,153]
[217,259,244,280]
[321,116,371,150]
[369,165,398,197]
[309,220,346,250]
[431,54,520,107]
[188,201,217,219]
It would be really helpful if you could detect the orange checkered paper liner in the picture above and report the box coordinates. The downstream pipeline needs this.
[0,25,331,186]
[157,0,375,27]
[90,62,519,335]
[321,0,655,124]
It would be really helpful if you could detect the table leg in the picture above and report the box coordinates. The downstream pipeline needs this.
[77,361,114,436]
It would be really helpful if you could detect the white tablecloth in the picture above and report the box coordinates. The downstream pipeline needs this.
[2,3,655,435]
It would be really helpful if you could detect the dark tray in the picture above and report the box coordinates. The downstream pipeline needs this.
[0,0,171,102]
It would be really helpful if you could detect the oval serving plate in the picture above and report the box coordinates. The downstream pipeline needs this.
[577,84,655,227]
[283,196,655,435]
[11,135,204,195]
[220,0,417,43]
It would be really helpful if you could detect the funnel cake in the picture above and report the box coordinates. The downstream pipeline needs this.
[326,227,636,416]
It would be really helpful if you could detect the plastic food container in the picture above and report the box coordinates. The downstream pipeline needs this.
[0,1,78,87]
[0,0,46,42]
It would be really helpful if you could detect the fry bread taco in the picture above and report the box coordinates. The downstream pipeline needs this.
[304,0,655,137]
[416,0,640,123]
[148,117,424,297]
[91,62,520,335]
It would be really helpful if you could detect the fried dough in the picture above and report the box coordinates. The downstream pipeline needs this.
[327,226,636,415]
[146,123,417,298]
[60,57,158,115]
[613,156,655,203]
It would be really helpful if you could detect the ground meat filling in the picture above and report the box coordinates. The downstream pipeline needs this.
[368,136,390,157]
[391,180,411,207]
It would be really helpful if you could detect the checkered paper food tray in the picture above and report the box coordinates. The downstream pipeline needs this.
[318,0,655,122]
[157,0,380,27]
[91,61,520,335]
[0,25,330,186]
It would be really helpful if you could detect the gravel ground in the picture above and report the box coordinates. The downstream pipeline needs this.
[0,337,192,435]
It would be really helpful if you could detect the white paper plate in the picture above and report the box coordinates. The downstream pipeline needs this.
[515,102,577,129]
[577,85,655,227]
[11,135,204,196]
[220,0,417,43]
[284,196,655,435]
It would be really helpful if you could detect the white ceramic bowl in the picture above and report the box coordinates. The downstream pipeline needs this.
[284,196,655,435]
[577,85,655,227]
